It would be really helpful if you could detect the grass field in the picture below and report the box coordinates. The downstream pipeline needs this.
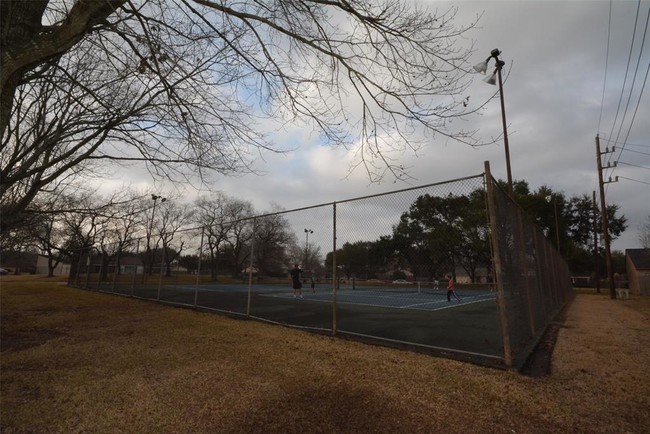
[1,275,649,433]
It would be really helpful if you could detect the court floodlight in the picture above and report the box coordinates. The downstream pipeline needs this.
[483,72,497,85]
[473,59,489,74]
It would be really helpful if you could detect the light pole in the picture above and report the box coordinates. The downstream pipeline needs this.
[146,194,166,277]
[304,228,313,268]
[474,48,513,195]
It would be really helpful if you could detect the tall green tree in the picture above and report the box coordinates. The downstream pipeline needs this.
[506,181,627,275]
[327,241,372,279]
[393,191,490,282]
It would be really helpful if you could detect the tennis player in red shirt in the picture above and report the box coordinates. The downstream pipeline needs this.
[447,275,456,302]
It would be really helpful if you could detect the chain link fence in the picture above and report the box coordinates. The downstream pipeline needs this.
[484,162,572,367]
[67,164,572,368]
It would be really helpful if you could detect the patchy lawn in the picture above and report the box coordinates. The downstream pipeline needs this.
[1,275,649,433]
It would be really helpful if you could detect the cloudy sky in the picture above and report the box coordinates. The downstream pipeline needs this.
[107,0,649,252]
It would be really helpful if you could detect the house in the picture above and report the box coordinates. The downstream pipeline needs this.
[89,256,145,275]
[625,249,650,295]
[35,255,71,276]
[117,256,145,275]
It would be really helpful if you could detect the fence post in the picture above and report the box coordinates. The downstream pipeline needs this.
[533,230,548,321]
[74,248,84,287]
[332,202,337,336]
[541,234,554,316]
[484,161,513,368]
[547,243,559,308]
[515,205,536,338]
[97,251,106,292]
[131,239,139,296]
[553,254,560,304]
[195,227,204,308]
[157,251,164,301]
[247,219,256,318]
[84,248,92,289]
[111,250,118,293]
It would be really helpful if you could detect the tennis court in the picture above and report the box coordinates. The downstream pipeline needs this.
[294,284,495,311]
[72,168,572,369]
[112,280,503,366]
[159,282,496,311]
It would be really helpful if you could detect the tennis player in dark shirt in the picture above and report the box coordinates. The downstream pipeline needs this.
[290,263,303,299]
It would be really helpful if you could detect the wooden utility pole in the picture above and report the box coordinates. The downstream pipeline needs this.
[592,191,600,294]
[595,135,617,299]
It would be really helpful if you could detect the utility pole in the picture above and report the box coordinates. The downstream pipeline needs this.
[595,135,617,299]
[592,190,600,294]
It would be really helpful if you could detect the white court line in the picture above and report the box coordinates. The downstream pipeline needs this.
[265,291,487,312]
[402,295,495,309]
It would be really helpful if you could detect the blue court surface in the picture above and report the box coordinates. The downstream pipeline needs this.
[167,283,496,312]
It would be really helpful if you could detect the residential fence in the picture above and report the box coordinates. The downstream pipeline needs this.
[68,161,572,368]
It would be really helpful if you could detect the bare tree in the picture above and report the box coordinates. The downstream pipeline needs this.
[222,198,254,278]
[109,193,148,275]
[193,193,255,279]
[2,1,482,234]
[640,215,650,249]
[302,243,323,275]
[92,191,148,280]
[28,202,67,278]
[194,193,235,280]
[59,195,112,283]
[155,199,191,277]
[253,206,295,279]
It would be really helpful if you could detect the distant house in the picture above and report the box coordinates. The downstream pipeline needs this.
[35,255,71,276]
[87,256,144,275]
[626,249,650,295]
[117,256,145,275]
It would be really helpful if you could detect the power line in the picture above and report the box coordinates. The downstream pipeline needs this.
[622,147,650,157]
[600,138,650,148]
[618,176,650,185]
[619,161,650,170]
[625,142,650,148]
[609,4,650,173]
[604,0,642,167]
[608,59,650,188]
[597,1,650,197]
[598,0,613,133]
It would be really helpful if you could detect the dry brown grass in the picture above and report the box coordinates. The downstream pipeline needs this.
[1,275,649,433]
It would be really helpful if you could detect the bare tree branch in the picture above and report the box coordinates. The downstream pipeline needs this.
[1,0,484,233]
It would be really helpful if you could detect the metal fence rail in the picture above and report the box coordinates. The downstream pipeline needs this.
[68,163,572,368]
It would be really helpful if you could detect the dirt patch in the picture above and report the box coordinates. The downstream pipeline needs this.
[520,304,570,378]
[520,326,556,377]
[0,328,62,353]
[1,307,65,353]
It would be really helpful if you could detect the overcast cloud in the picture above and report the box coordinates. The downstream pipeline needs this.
[102,0,649,252]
